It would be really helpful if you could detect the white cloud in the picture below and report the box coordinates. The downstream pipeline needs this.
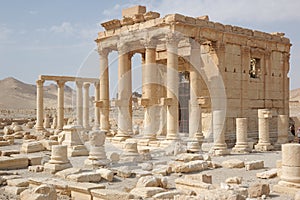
[28,10,38,15]
[0,25,12,41]
[50,22,74,34]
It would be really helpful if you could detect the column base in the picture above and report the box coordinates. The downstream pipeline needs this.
[187,141,201,153]
[166,133,180,140]
[254,143,274,151]
[211,143,229,156]
[44,162,72,174]
[231,144,251,154]
[120,152,143,163]
[273,181,300,195]
[84,158,110,168]
[67,145,89,157]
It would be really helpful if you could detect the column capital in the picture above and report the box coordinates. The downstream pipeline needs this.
[117,43,128,55]
[142,38,158,49]
[56,80,66,88]
[83,82,90,89]
[98,48,111,57]
[94,81,100,87]
[36,79,44,86]
[76,81,83,88]
[166,33,180,48]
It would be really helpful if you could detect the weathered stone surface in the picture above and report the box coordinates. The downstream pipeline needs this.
[152,190,183,199]
[1,150,19,156]
[7,178,29,187]
[184,174,212,184]
[55,167,82,179]
[222,159,245,168]
[0,156,28,170]
[20,184,57,200]
[113,166,132,178]
[28,165,44,173]
[152,164,172,176]
[175,153,203,162]
[175,177,213,194]
[4,186,27,195]
[40,139,59,150]
[173,160,208,173]
[136,176,162,188]
[3,126,13,135]
[139,162,153,171]
[67,172,101,183]
[20,141,44,153]
[256,168,277,179]
[96,168,114,182]
[107,152,120,164]
[248,183,270,198]
[245,160,264,170]
[225,176,242,184]
[130,187,166,198]
[92,189,135,200]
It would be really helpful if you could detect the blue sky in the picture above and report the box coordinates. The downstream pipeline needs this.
[0,0,299,94]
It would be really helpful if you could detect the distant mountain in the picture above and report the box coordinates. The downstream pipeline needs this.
[0,77,74,110]
[290,88,300,102]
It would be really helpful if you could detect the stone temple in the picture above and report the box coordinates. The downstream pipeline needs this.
[6,5,296,199]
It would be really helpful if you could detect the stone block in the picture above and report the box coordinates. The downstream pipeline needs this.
[136,176,161,188]
[68,182,105,200]
[256,168,277,179]
[20,184,57,200]
[175,153,203,162]
[40,139,59,150]
[130,187,166,198]
[56,167,82,179]
[92,189,134,200]
[20,141,44,153]
[248,183,270,198]
[0,156,28,169]
[4,186,27,195]
[28,165,44,173]
[173,160,208,173]
[152,164,172,176]
[144,11,160,21]
[67,172,102,183]
[122,5,146,17]
[152,190,183,199]
[96,168,114,182]
[7,178,29,187]
[245,160,264,170]
[1,150,19,156]
[27,155,43,166]
[221,159,245,168]
[225,176,242,184]
[114,166,132,178]
[175,177,213,194]
[184,174,212,184]
[44,162,72,174]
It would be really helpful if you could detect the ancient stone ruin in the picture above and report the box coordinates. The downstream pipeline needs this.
[0,5,298,200]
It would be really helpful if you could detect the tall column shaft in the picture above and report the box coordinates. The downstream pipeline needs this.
[277,114,289,144]
[83,83,90,129]
[166,36,179,140]
[117,48,132,136]
[143,46,159,139]
[76,82,83,127]
[36,79,44,131]
[93,82,100,130]
[99,50,110,131]
[232,118,250,153]
[57,80,65,130]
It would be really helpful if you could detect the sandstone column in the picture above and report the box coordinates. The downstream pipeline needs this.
[212,110,228,155]
[232,118,251,153]
[142,40,159,141]
[57,80,66,130]
[276,114,289,145]
[83,83,90,130]
[166,35,179,140]
[44,145,72,174]
[115,45,132,141]
[255,109,274,151]
[76,81,83,127]
[273,144,300,194]
[36,79,45,131]
[93,82,100,130]
[99,49,110,132]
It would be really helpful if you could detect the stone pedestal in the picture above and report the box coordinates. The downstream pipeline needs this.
[61,125,88,157]
[232,118,251,153]
[255,109,274,151]
[211,110,228,155]
[44,114,51,129]
[44,145,72,174]
[120,141,141,162]
[276,115,289,146]
[85,130,109,168]
[273,144,300,195]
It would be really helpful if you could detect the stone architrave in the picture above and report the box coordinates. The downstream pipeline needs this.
[232,118,251,153]
[255,109,274,151]
[44,145,72,174]
[84,130,109,168]
[276,115,289,145]
[61,125,88,157]
[273,144,300,195]
[211,110,228,155]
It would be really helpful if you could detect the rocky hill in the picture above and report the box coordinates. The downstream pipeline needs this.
[0,77,74,110]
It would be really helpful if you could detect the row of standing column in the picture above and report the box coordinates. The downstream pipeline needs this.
[36,79,100,131]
